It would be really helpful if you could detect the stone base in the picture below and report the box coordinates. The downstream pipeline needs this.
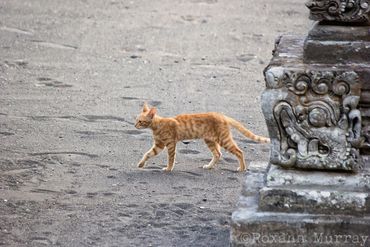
[230,166,370,246]
[260,166,370,216]
[232,205,370,247]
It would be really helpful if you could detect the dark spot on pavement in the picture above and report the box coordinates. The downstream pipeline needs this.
[65,190,77,194]
[82,115,130,123]
[148,100,162,106]
[223,157,237,163]
[29,151,98,159]
[86,192,98,198]
[75,131,106,137]
[122,96,140,100]
[30,236,52,245]
[103,192,115,196]
[122,130,143,135]
[31,40,77,50]
[37,77,52,81]
[173,203,193,210]
[236,54,255,62]
[30,188,61,194]
[180,171,203,177]
[179,149,200,155]
[36,78,73,88]
[0,131,14,136]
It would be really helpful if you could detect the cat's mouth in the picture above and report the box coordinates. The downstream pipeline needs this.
[135,124,147,129]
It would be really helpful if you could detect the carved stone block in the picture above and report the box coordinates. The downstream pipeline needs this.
[262,36,365,171]
[306,0,370,23]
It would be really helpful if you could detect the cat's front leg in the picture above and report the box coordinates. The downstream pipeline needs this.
[137,143,164,168]
[163,142,176,172]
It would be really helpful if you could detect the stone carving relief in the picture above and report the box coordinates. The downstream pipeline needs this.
[363,125,370,152]
[361,90,370,154]
[306,0,370,22]
[264,69,364,171]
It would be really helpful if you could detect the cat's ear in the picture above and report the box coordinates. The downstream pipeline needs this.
[147,107,157,119]
[142,102,149,112]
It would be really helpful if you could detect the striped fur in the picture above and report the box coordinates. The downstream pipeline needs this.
[135,103,270,172]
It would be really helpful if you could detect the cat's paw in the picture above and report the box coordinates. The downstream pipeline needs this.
[137,162,145,168]
[202,164,214,169]
[162,167,173,172]
[237,167,247,172]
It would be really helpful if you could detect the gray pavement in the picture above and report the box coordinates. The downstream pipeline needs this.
[0,1,308,246]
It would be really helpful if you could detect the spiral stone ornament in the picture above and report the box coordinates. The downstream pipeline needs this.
[306,0,370,22]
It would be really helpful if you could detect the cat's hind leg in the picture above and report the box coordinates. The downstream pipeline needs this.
[163,142,177,172]
[220,136,246,172]
[203,139,221,169]
[138,142,164,168]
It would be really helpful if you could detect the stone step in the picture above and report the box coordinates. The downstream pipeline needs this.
[231,200,370,247]
[266,166,370,192]
[304,24,370,64]
[260,166,370,215]
[258,187,370,216]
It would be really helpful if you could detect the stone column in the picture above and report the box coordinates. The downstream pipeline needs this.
[231,1,370,246]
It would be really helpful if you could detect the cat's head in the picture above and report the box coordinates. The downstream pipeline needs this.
[135,102,157,129]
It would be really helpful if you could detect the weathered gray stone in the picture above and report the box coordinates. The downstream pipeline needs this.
[259,187,369,215]
[231,2,370,246]
[304,23,370,64]
[231,168,370,247]
[306,0,370,23]
[266,165,370,190]
[263,35,366,171]
[232,203,370,246]
[306,23,370,41]
[259,165,370,215]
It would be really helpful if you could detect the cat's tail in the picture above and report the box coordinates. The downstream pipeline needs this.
[225,116,270,143]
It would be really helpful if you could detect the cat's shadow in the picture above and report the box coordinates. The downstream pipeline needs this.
[142,165,239,175]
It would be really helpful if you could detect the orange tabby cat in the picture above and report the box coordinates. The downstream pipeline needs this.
[135,103,270,172]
